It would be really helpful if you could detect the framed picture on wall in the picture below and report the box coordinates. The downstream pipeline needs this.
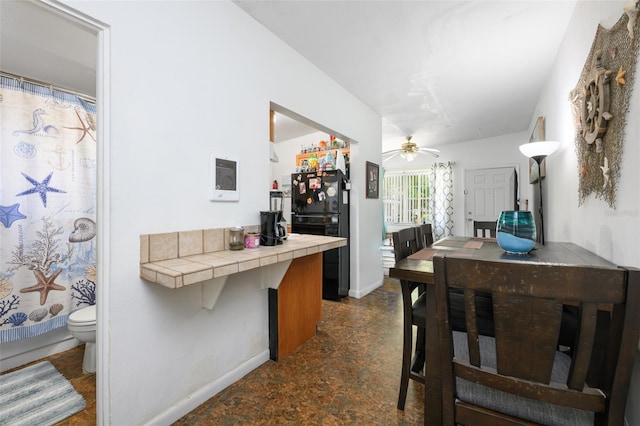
[366,161,379,199]
[528,116,546,184]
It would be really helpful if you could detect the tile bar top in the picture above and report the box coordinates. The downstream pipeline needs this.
[140,230,347,289]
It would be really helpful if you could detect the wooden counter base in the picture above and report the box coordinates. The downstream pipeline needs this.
[269,253,322,360]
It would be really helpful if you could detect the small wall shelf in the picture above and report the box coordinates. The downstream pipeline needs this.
[140,229,346,310]
[295,148,350,167]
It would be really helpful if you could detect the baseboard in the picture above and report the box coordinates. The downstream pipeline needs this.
[0,333,79,373]
[349,278,383,299]
[144,349,271,425]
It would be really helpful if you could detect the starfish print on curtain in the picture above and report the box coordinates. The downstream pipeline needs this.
[15,172,66,208]
[19,269,66,306]
[0,204,27,228]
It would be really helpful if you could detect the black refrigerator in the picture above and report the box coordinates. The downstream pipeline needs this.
[290,169,349,300]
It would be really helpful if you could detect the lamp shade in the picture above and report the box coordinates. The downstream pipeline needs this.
[519,141,560,159]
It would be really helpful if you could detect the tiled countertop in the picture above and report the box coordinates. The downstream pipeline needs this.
[140,233,347,289]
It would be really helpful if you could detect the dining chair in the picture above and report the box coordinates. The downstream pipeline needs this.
[433,254,640,425]
[392,227,426,410]
[473,220,497,238]
[416,223,434,249]
[392,228,496,410]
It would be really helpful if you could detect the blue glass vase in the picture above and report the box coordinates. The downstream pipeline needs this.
[496,210,536,254]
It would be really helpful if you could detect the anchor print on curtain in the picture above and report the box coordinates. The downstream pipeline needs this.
[0,75,97,343]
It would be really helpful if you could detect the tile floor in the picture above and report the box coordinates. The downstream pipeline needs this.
[11,277,425,425]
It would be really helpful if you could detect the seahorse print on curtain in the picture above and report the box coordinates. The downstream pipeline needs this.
[0,75,97,343]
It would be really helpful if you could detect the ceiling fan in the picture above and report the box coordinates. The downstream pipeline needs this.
[382,136,440,162]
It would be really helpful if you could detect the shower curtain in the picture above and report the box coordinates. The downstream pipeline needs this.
[0,75,97,343]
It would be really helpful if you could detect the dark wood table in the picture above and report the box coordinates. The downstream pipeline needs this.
[389,236,618,425]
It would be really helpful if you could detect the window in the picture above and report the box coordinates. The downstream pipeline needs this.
[383,170,431,225]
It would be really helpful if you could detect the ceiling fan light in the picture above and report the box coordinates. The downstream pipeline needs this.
[386,136,437,161]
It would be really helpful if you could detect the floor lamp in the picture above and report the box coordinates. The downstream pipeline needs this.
[518,141,560,245]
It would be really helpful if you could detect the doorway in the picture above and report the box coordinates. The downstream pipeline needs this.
[269,103,355,224]
[1,1,109,423]
[464,167,518,236]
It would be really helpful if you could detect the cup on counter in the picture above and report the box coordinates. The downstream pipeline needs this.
[229,226,245,251]
[244,232,260,248]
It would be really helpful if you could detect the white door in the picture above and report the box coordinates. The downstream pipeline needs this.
[464,167,517,236]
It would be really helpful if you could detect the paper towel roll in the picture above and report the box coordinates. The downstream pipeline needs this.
[336,149,346,174]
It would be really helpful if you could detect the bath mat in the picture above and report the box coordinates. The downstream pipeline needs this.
[0,361,86,425]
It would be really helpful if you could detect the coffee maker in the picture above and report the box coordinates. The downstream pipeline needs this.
[260,191,287,246]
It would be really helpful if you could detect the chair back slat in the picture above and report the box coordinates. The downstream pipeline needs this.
[568,303,598,391]
[493,294,561,383]
[473,221,497,238]
[603,271,640,420]
[443,258,626,303]
[434,254,640,425]
[392,228,420,262]
[417,223,434,248]
[463,289,481,367]
[452,360,606,412]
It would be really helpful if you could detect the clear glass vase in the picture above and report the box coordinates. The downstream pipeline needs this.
[229,226,245,251]
[496,210,536,254]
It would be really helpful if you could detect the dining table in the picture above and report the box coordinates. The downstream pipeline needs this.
[388,236,618,425]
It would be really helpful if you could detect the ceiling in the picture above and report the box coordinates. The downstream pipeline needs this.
[272,110,325,142]
[0,1,97,98]
[1,1,579,162]
[236,0,578,156]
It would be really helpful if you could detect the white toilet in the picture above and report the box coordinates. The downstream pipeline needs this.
[67,304,96,373]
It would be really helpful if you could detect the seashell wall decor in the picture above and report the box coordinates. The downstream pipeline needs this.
[569,5,640,208]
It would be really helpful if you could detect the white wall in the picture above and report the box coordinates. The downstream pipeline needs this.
[438,132,531,236]
[56,1,382,424]
[533,1,640,423]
